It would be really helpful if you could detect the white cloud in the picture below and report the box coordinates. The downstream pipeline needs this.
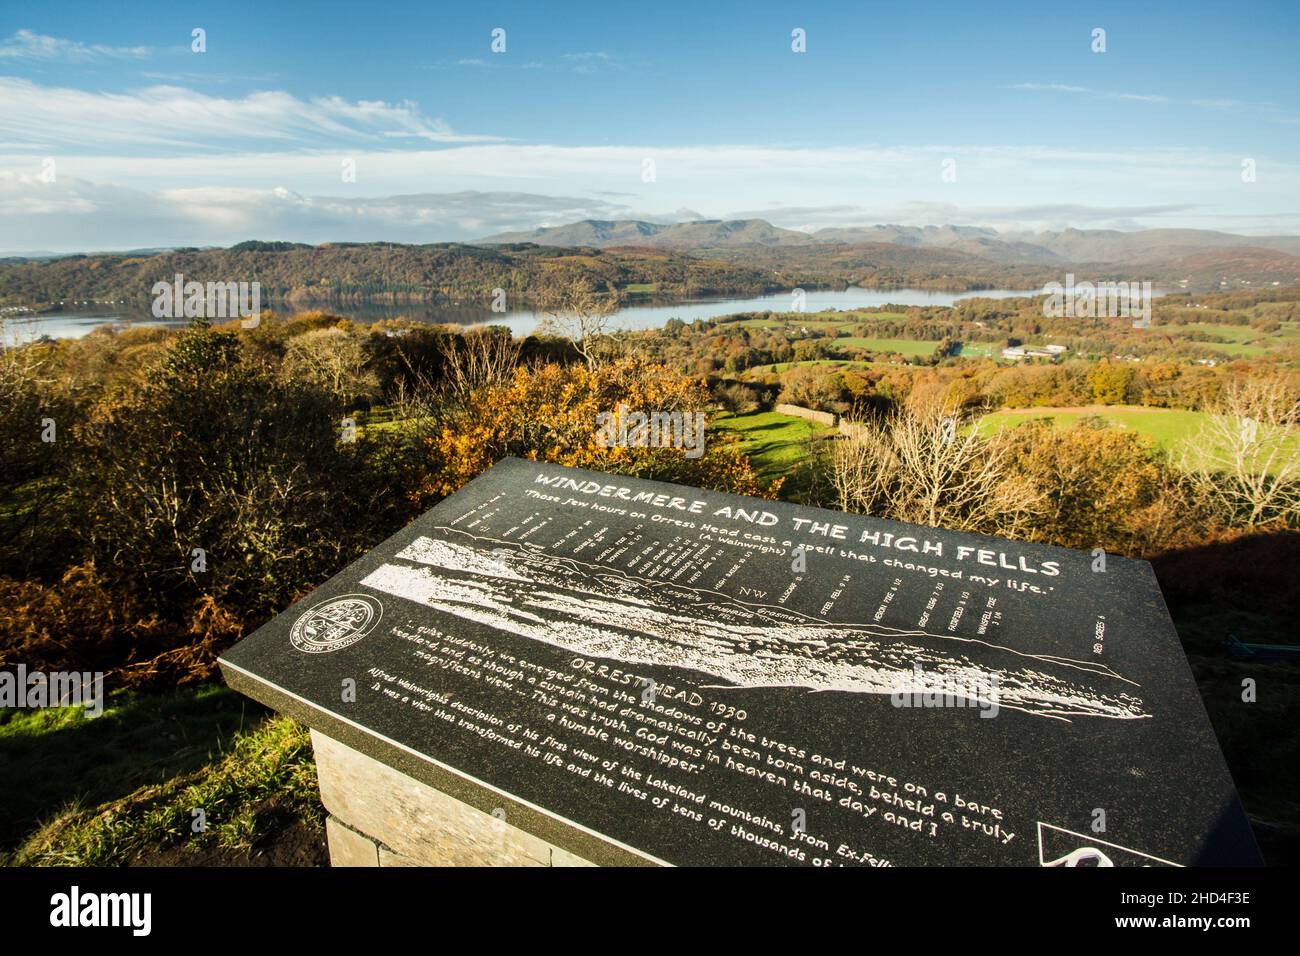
[0,173,641,250]
[0,78,500,153]
[735,201,1208,234]
[1,75,1297,251]
[11,141,1284,204]
[3,159,1298,255]
[561,52,618,73]
[0,29,150,61]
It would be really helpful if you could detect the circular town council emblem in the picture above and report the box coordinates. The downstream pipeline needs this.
[290,594,382,654]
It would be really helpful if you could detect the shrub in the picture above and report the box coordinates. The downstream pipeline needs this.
[64,321,415,625]
[830,401,1199,555]
[715,381,759,414]
[0,565,238,688]
[999,419,1198,554]
[418,358,773,500]
[1181,376,1300,528]
[279,326,380,406]
[0,343,71,574]
[831,397,1041,537]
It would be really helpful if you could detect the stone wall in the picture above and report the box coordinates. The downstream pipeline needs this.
[773,403,836,426]
[313,730,597,867]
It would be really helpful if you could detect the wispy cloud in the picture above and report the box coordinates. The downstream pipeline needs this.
[0,78,501,153]
[1007,83,1293,119]
[1008,83,1170,103]
[5,141,1293,197]
[6,165,1297,254]
[141,71,280,85]
[561,51,617,74]
[423,50,624,74]
[2,66,1297,251]
[0,29,151,62]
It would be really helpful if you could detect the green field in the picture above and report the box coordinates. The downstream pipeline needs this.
[976,404,1300,472]
[975,405,1210,451]
[1169,322,1299,356]
[1176,323,1263,342]
[711,410,833,481]
[1195,340,1273,357]
[834,337,937,357]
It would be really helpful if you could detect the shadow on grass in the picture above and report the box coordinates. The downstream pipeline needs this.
[0,684,266,853]
[1152,529,1300,865]
[731,421,795,436]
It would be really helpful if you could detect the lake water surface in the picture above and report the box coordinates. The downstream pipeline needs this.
[3,287,1042,343]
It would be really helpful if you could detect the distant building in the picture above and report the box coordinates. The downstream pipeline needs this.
[1003,344,1066,361]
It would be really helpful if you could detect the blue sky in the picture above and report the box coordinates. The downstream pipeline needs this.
[1,0,1298,251]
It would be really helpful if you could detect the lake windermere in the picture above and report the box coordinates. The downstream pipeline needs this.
[4,287,1041,342]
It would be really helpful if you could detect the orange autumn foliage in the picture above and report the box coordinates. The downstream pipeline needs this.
[418,359,777,501]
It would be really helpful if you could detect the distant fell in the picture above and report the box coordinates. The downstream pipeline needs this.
[480,218,814,248]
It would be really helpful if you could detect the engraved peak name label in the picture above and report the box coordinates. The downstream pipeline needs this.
[220,458,1260,866]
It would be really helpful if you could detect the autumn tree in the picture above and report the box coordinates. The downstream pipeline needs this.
[280,326,380,406]
[1088,360,1135,405]
[417,359,772,502]
[1000,418,1191,553]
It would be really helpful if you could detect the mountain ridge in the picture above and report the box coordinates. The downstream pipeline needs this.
[478,218,1300,264]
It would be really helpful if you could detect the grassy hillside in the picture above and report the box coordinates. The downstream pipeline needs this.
[834,336,938,356]
[711,410,833,481]
[977,404,1300,472]
[976,405,1210,450]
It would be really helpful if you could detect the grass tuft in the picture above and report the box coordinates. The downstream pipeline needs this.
[7,712,322,866]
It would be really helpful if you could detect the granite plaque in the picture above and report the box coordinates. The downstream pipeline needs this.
[220,458,1261,866]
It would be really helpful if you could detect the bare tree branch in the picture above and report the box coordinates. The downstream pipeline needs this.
[534,274,620,370]
[1181,376,1300,527]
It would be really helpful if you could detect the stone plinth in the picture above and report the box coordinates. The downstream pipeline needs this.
[221,457,1262,867]
[313,730,596,867]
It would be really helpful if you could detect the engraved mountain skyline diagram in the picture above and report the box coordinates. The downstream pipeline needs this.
[358,528,1147,722]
